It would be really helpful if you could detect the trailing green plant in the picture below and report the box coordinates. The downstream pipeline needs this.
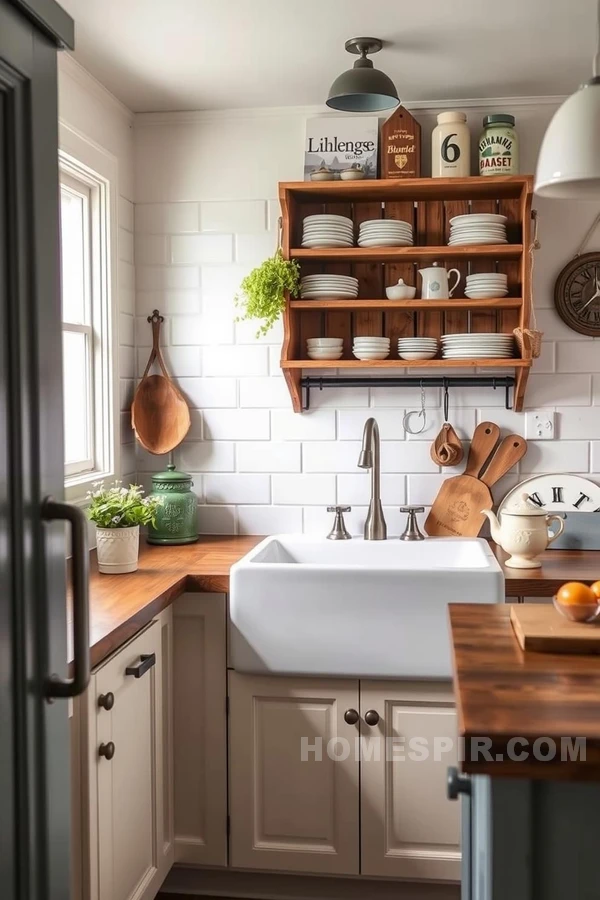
[87,481,162,529]
[235,248,300,337]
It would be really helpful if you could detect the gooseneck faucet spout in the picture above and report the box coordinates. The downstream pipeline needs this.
[357,417,387,540]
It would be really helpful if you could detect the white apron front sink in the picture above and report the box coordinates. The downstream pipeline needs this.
[230,536,504,678]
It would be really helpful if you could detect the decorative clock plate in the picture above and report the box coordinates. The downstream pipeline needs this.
[499,474,600,514]
[554,251,600,336]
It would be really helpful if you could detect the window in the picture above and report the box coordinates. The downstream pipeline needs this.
[59,151,115,498]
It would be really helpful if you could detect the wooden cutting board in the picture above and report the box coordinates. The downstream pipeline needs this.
[511,604,600,654]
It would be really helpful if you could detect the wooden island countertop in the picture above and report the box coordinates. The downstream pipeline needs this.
[80,536,600,671]
[450,603,600,782]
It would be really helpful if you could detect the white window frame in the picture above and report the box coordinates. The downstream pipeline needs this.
[59,123,119,503]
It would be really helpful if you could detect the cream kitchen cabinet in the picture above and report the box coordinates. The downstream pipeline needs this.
[228,672,360,875]
[228,673,459,883]
[360,680,460,882]
[80,609,173,900]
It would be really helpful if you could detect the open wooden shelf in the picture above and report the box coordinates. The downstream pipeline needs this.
[282,358,533,370]
[292,244,522,262]
[290,298,523,311]
[279,175,535,413]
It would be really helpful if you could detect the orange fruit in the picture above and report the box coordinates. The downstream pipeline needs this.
[556,581,596,607]
[590,581,600,601]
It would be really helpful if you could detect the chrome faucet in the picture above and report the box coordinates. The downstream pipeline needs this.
[357,417,387,540]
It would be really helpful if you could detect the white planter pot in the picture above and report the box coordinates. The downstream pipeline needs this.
[96,525,140,574]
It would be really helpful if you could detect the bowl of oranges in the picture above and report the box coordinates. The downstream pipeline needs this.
[553,581,600,623]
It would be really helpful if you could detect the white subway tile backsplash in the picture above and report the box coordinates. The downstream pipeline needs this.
[371,385,441,408]
[203,409,270,440]
[201,200,267,234]
[235,317,284,345]
[239,377,290,408]
[310,386,370,409]
[337,474,406,506]
[119,345,135,379]
[380,442,439,473]
[119,286,134,316]
[136,445,171,473]
[197,505,236,534]
[119,260,135,291]
[120,379,134,412]
[201,265,249,311]
[273,474,336,505]
[338,409,405,440]
[536,308,594,342]
[237,442,301,472]
[134,233,168,265]
[135,202,199,234]
[178,442,236,473]
[172,314,234,346]
[118,196,134,232]
[557,342,600,373]
[235,232,277,265]
[137,290,201,316]
[406,474,448,506]
[405,407,477,441]
[171,234,233,265]
[521,440,589,473]
[533,342,556,374]
[137,346,201,378]
[271,409,336,441]
[591,443,600,472]
[119,313,134,347]
[302,441,362,473]
[237,505,302,535]
[527,374,591,407]
[118,228,134,263]
[558,408,600,440]
[594,376,600,405]
[205,474,270,504]
[178,378,237,409]
[202,345,268,377]
[137,265,200,291]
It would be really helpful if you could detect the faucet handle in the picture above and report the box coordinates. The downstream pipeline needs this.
[399,506,425,542]
[327,506,352,541]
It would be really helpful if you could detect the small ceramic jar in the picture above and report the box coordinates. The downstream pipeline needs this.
[479,114,519,175]
[146,464,198,545]
[431,111,471,177]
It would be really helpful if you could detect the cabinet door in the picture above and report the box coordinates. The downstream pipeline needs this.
[94,620,166,900]
[360,680,460,882]
[229,673,360,875]
[172,593,227,866]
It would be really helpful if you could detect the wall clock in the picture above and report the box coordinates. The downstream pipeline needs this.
[498,474,600,514]
[554,251,600,336]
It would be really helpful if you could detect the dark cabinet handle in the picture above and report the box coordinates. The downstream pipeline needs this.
[344,708,359,725]
[42,498,90,699]
[364,709,380,726]
[125,653,156,678]
[447,766,471,800]
[98,692,114,711]
[99,742,115,760]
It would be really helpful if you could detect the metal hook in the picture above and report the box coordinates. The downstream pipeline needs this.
[443,378,449,422]
[147,308,164,324]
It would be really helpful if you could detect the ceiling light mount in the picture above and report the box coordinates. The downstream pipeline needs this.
[326,36,399,113]
[344,37,384,57]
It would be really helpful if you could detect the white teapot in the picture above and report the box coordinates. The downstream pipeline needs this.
[418,262,461,299]
[481,493,565,569]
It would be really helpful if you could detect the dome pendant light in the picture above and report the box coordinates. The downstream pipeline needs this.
[535,0,600,199]
[326,37,400,113]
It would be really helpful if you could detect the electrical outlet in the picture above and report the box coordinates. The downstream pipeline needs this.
[525,410,555,440]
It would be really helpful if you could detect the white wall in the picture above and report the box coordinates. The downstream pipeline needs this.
[58,53,137,485]
[133,99,600,536]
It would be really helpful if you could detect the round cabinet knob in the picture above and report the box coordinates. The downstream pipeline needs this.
[98,741,115,761]
[98,692,114,711]
[344,708,359,726]
[364,709,380,726]
[447,766,471,800]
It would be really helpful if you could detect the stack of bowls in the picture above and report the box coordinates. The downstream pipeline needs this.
[300,274,359,299]
[440,332,515,359]
[358,219,413,248]
[353,336,390,360]
[306,338,344,361]
[301,214,354,248]
[448,213,507,246]
[397,337,439,360]
[465,272,508,299]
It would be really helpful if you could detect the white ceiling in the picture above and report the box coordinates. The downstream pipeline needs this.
[59,0,595,113]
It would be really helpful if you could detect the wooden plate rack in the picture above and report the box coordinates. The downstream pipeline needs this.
[279,175,534,413]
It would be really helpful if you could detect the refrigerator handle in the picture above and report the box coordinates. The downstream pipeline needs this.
[42,498,90,699]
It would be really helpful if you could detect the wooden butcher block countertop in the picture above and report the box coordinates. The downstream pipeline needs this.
[450,603,600,782]
[78,536,600,670]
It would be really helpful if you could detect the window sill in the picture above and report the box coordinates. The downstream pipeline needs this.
[65,470,116,505]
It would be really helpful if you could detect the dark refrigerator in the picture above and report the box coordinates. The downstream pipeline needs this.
[0,2,89,899]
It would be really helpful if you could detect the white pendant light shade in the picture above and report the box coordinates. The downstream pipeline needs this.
[535,79,600,199]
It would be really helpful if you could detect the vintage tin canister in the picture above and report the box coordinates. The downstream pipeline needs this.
[146,464,198,545]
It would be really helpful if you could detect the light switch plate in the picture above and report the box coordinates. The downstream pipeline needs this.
[525,410,555,440]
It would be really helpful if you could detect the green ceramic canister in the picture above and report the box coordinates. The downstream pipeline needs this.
[146,464,198,545]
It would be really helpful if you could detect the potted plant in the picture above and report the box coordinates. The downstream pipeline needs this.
[87,481,162,574]
[235,248,300,337]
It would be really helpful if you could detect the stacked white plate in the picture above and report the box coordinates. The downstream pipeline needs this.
[465,272,508,299]
[306,337,344,361]
[300,274,359,299]
[397,337,439,360]
[353,336,390,360]
[302,214,354,248]
[358,218,413,248]
[440,332,515,359]
[448,213,507,246]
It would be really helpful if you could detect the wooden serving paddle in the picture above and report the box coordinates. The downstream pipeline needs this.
[479,434,527,491]
[425,421,500,537]
[131,310,191,455]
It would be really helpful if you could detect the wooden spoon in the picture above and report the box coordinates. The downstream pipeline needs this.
[131,310,190,455]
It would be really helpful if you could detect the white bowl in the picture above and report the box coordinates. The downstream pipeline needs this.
[307,351,344,360]
[386,284,417,300]
[361,219,412,228]
[303,214,353,225]
[307,339,343,347]
[353,339,390,346]
[398,350,438,360]
[353,350,390,360]
[465,290,509,299]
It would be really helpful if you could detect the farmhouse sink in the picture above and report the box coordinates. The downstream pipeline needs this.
[229,536,504,678]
